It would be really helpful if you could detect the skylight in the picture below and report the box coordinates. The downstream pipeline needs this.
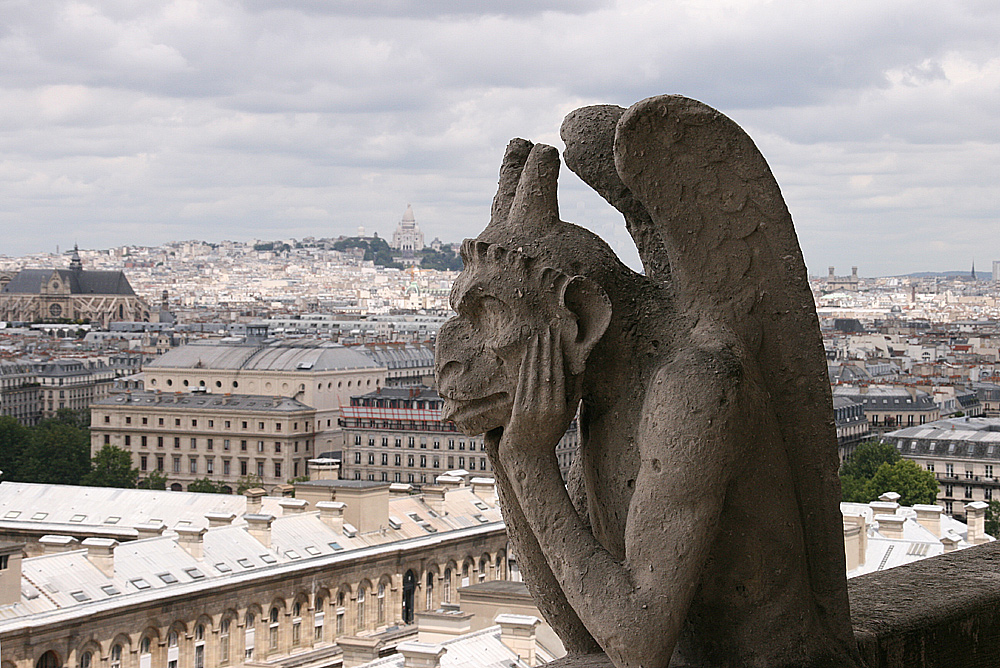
[101,585,121,596]
[130,578,151,590]
[215,563,232,573]
[70,591,91,602]
[70,514,87,523]
[184,568,206,580]
[284,550,301,560]
[260,554,277,564]
[4,511,19,519]
[104,516,121,525]
[158,572,179,584]
[328,542,343,551]
[304,546,320,556]
[237,558,254,569]
[31,512,48,521]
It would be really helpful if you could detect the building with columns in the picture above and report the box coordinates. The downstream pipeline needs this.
[0,466,508,668]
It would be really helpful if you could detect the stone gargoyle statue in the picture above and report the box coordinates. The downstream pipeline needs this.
[435,95,860,668]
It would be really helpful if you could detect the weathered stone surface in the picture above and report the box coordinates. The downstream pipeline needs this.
[436,95,857,668]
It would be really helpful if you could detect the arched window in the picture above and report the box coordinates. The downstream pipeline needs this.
[314,596,325,642]
[244,613,256,660]
[79,652,92,668]
[336,593,345,635]
[111,645,122,668]
[425,572,434,610]
[269,607,280,650]
[139,637,152,668]
[219,620,231,665]
[357,587,366,630]
[479,557,488,582]
[167,632,179,668]
[377,583,386,625]
[292,602,302,647]
[443,568,452,603]
[36,651,61,668]
[194,625,206,668]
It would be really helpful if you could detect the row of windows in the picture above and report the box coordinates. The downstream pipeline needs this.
[46,559,506,668]
[353,453,489,471]
[942,484,993,500]
[351,434,483,451]
[136,455,301,479]
[103,434,311,455]
[100,415,309,432]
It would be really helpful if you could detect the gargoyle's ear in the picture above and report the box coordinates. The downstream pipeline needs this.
[560,275,612,376]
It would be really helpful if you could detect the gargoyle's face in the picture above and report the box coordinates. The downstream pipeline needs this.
[435,255,561,436]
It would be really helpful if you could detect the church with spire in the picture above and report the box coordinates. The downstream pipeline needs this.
[0,245,152,326]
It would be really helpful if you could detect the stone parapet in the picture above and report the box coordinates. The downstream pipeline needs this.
[545,540,1000,668]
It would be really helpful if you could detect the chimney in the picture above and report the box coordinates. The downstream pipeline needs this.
[0,543,24,606]
[82,538,118,577]
[316,502,345,532]
[308,458,340,481]
[470,477,496,503]
[496,614,541,667]
[965,501,989,544]
[875,514,905,540]
[422,486,447,515]
[274,484,295,498]
[135,522,167,540]
[245,488,266,515]
[279,498,308,515]
[205,512,237,528]
[869,500,899,516]
[245,514,275,547]
[435,475,463,490]
[176,526,207,560]
[878,492,901,504]
[390,483,414,497]
[841,515,867,570]
[397,642,447,668]
[913,504,943,538]
[942,531,961,552]
[39,535,80,554]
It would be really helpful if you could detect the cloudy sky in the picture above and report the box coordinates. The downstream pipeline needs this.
[1,0,997,276]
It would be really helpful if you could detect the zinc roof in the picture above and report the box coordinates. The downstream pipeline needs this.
[147,340,380,372]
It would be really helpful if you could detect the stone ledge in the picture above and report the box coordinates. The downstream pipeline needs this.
[545,540,1000,668]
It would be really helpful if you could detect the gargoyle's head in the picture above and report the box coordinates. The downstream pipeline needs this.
[435,240,611,436]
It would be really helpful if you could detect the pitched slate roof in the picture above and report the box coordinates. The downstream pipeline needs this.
[2,269,136,296]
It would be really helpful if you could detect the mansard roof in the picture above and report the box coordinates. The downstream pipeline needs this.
[1,268,136,296]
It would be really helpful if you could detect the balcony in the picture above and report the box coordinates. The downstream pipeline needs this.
[545,540,1000,668]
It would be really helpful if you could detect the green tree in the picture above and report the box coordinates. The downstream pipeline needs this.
[138,470,168,490]
[840,439,901,480]
[81,446,139,488]
[188,477,227,494]
[0,415,30,480]
[866,460,939,506]
[18,415,92,485]
[986,500,1000,538]
[236,473,263,495]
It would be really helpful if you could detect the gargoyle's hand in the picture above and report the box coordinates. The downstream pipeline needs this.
[499,326,574,460]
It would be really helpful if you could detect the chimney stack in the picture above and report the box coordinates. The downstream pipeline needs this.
[39,535,79,554]
[397,642,447,668]
[841,515,867,570]
[470,477,496,503]
[135,522,167,540]
[422,486,447,515]
[82,538,118,577]
[279,498,308,515]
[0,543,24,606]
[205,512,236,528]
[875,514,905,540]
[175,526,207,560]
[274,484,295,498]
[316,502,345,532]
[913,504,943,537]
[245,488,266,515]
[496,614,541,667]
[942,531,961,552]
[308,458,340,481]
[245,514,275,547]
[966,501,989,544]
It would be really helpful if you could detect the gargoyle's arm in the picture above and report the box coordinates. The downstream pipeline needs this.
[499,336,750,668]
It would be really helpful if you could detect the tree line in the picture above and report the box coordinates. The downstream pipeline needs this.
[0,410,261,493]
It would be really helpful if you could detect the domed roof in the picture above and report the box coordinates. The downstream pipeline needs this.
[402,204,415,223]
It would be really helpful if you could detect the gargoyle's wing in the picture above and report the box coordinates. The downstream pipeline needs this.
[613,95,852,638]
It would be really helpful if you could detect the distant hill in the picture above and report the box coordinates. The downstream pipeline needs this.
[895,271,978,279]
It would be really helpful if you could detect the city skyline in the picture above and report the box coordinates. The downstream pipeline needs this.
[1,0,998,275]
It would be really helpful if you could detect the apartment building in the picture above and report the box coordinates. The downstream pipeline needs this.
[0,361,40,426]
[142,328,385,454]
[832,385,940,432]
[884,417,1000,516]
[90,391,318,492]
[339,387,580,486]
